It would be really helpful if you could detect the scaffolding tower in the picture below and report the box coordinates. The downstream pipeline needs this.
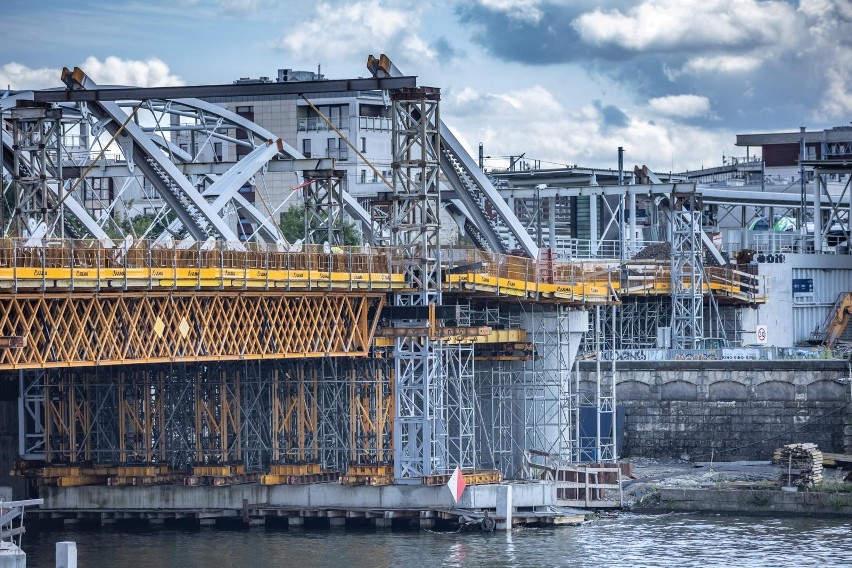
[670,190,704,349]
[388,86,447,481]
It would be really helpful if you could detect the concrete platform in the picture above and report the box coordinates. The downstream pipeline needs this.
[36,481,566,530]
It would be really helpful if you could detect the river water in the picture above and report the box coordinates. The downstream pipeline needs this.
[24,513,852,567]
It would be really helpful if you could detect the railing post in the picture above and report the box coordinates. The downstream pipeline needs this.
[69,238,74,292]
[196,240,201,289]
[174,239,178,291]
[40,237,46,291]
[219,240,224,290]
[95,238,100,292]
[147,241,153,290]
[123,238,128,292]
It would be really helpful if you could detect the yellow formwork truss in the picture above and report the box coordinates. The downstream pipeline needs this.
[0,292,384,369]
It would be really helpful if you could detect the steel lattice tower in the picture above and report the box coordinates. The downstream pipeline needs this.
[389,87,447,481]
[670,190,704,349]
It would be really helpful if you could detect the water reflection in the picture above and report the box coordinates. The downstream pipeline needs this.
[25,514,852,568]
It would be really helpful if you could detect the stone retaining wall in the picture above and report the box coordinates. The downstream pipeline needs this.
[579,360,852,460]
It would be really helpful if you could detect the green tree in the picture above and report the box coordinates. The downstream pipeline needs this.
[279,204,360,246]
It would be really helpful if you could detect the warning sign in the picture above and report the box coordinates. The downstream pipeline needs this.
[755,325,768,344]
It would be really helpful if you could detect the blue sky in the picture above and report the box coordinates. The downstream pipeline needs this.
[2,0,850,172]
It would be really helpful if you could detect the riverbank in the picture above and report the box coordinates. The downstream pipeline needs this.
[625,457,852,517]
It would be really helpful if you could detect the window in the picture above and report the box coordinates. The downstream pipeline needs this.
[338,139,348,161]
[141,178,157,199]
[236,106,253,114]
[327,138,337,158]
[360,170,366,184]
[213,142,222,162]
[372,170,378,183]
[302,139,311,158]
[360,137,367,153]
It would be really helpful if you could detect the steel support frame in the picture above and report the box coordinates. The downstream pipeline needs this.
[390,87,447,482]
[19,359,395,471]
[670,191,704,349]
[303,170,345,246]
[472,303,583,478]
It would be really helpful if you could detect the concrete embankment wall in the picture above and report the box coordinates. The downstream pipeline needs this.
[579,360,852,461]
[657,488,852,516]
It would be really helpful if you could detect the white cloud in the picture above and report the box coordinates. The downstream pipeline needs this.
[0,57,184,91]
[572,0,801,52]
[798,0,852,120]
[0,62,60,90]
[80,56,184,87]
[274,2,434,66]
[674,55,763,77]
[443,84,731,173]
[477,0,544,24]
[647,94,712,118]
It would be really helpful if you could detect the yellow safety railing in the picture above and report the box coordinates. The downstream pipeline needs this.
[0,238,408,292]
[442,248,616,303]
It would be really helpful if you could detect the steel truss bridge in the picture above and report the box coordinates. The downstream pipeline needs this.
[1,57,764,489]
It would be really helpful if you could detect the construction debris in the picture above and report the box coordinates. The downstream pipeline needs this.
[773,443,824,487]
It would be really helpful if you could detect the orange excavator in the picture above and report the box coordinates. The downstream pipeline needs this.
[812,292,852,347]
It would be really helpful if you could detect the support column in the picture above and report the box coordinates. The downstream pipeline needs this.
[496,485,513,531]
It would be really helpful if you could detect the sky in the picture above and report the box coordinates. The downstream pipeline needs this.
[1,0,850,173]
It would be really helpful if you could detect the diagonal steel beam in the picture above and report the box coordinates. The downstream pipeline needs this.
[62,68,243,246]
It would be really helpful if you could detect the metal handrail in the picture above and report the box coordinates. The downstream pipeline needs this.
[0,239,623,291]
[0,498,43,550]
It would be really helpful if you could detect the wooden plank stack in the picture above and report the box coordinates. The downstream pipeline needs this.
[773,443,824,487]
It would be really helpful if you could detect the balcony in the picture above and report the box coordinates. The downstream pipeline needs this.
[298,117,349,132]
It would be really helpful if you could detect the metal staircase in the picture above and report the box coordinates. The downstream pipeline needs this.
[441,148,515,252]
[144,156,214,239]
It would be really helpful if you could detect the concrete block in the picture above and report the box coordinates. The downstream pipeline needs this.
[372,517,392,529]
[328,517,345,528]
[287,516,303,528]
[56,541,77,568]
[496,485,513,531]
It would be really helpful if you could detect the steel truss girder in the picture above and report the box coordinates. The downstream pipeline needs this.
[156,138,286,246]
[87,99,240,243]
[0,292,382,369]
[439,124,539,257]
